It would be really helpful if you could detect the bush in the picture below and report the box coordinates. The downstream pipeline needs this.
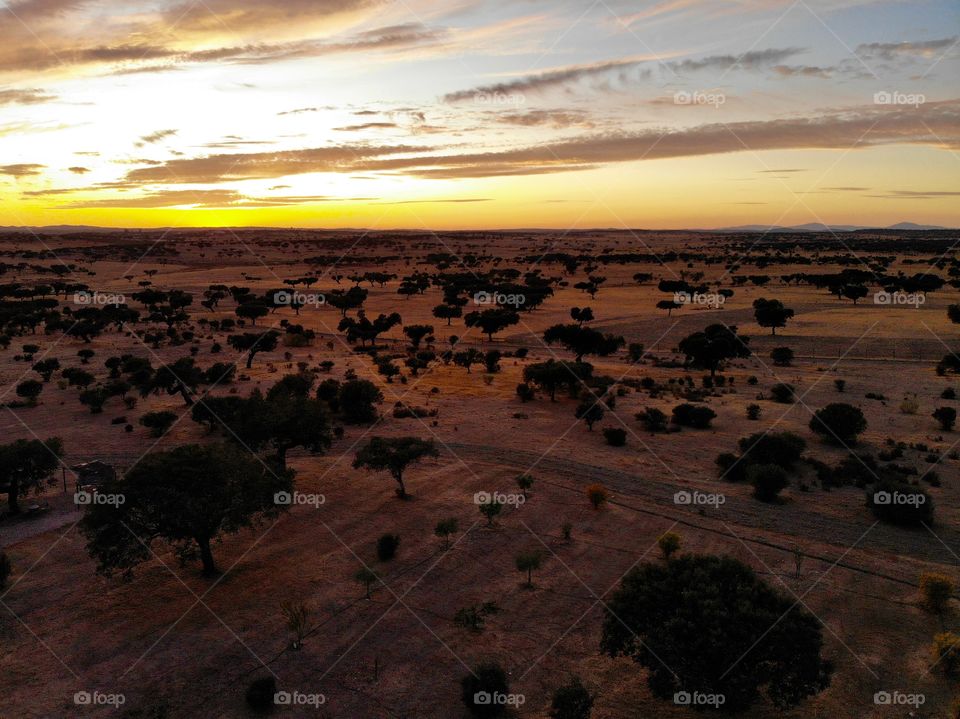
[932,632,960,676]
[809,403,867,444]
[748,463,789,502]
[586,483,609,509]
[920,572,954,614]
[376,533,400,561]
[139,410,178,438]
[746,403,761,420]
[737,432,806,469]
[635,407,668,432]
[516,382,535,402]
[770,347,793,366]
[550,677,595,719]
[934,406,957,431]
[245,677,276,713]
[603,427,626,446]
[715,452,746,482]
[770,383,796,403]
[942,387,956,400]
[834,379,846,392]
[900,396,920,414]
[866,481,933,526]
[671,403,716,429]
[658,532,681,560]
[461,662,510,717]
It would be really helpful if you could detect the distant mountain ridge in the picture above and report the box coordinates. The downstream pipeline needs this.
[708,222,949,233]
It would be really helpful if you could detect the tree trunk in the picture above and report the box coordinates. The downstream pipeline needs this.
[178,384,194,406]
[394,473,407,499]
[197,537,217,576]
[246,352,254,369]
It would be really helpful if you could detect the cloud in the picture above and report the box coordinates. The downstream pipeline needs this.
[857,36,958,61]
[372,197,492,204]
[771,65,833,78]
[0,87,56,105]
[107,100,960,184]
[493,110,593,128]
[864,189,960,199]
[333,122,398,131]
[140,130,177,145]
[0,163,45,176]
[124,143,431,183]
[443,48,805,102]
[67,166,90,174]
[57,189,365,208]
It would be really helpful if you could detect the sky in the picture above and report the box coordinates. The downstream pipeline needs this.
[0,0,957,230]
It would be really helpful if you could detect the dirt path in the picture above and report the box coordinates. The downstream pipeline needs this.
[445,442,958,578]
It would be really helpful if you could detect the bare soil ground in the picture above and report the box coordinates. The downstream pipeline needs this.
[1,228,958,718]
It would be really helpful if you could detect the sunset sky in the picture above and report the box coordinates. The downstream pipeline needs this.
[0,0,957,229]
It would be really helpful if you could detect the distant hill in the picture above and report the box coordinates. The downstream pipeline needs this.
[708,222,948,233]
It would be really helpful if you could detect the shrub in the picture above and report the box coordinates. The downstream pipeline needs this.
[434,518,459,549]
[942,387,956,400]
[834,379,846,392]
[603,427,627,446]
[658,532,681,560]
[748,463,789,502]
[461,662,510,717]
[139,410,178,438]
[715,452,747,482]
[746,375,758,385]
[900,396,920,414]
[516,382,535,402]
[635,407,668,432]
[866,481,933,526]
[746,403,761,420]
[550,677,595,719]
[515,550,542,587]
[671,403,716,429]
[376,533,400,561]
[809,403,867,445]
[245,677,277,713]
[586,483,609,509]
[934,406,957,431]
[770,347,794,366]
[919,572,954,614]
[932,632,960,676]
[15,379,42,406]
[770,383,796,403]
[737,432,806,469]
[0,551,10,589]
